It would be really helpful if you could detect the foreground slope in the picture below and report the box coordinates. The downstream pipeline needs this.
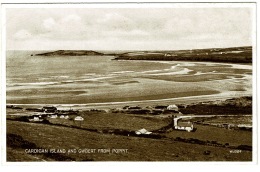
[7,120,251,161]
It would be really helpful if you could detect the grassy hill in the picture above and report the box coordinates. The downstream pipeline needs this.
[34,46,252,63]
[7,117,252,161]
[114,46,252,63]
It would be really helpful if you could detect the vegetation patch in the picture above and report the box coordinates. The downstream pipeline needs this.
[7,133,77,161]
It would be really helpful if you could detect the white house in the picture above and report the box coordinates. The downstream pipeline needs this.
[135,128,152,135]
[74,116,84,121]
[28,116,43,122]
[173,117,194,132]
[50,114,58,119]
[175,122,194,132]
[167,104,178,111]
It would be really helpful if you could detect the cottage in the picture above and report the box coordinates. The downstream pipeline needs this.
[50,114,58,119]
[173,117,194,132]
[28,115,44,122]
[164,53,172,57]
[176,121,194,132]
[167,104,178,111]
[74,116,84,121]
[135,128,152,135]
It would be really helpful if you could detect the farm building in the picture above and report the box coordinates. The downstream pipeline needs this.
[175,121,194,132]
[173,117,194,132]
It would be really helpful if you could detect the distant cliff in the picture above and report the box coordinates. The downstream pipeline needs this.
[36,50,104,56]
[35,46,252,63]
[178,96,252,115]
[113,46,252,63]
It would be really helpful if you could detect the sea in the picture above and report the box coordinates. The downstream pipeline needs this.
[6,50,252,106]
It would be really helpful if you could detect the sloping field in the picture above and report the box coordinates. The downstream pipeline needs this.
[49,112,171,131]
[7,121,252,161]
[166,124,252,146]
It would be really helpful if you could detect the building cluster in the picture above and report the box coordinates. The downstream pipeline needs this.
[26,106,80,122]
[112,104,181,115]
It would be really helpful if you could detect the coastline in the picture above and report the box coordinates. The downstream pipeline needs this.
[113,46,252,63]
[6,51,252,109]
[7,91,252,110]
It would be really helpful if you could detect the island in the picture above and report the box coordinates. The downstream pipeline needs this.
[35,50,104,56]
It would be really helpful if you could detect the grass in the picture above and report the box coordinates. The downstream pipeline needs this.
[7,133,76,161]
[7,147,46,161]
[49,112,170,131]
[166,124,252,146]
[204,116,252,125]
[7,120,252,161]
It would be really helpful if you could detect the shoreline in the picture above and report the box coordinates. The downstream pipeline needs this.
[6,53,252,109]
[6,92,252,110]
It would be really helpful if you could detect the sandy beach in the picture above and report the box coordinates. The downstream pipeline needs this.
[6,52,252,106]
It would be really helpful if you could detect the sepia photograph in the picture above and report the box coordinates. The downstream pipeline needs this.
[1,1,257,167]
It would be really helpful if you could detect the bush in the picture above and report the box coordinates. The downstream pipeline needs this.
[203,150,211,155]
[237,145,252,151]
[7,133,37,149]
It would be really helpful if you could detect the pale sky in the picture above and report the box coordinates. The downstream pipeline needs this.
[6,7,253,50]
